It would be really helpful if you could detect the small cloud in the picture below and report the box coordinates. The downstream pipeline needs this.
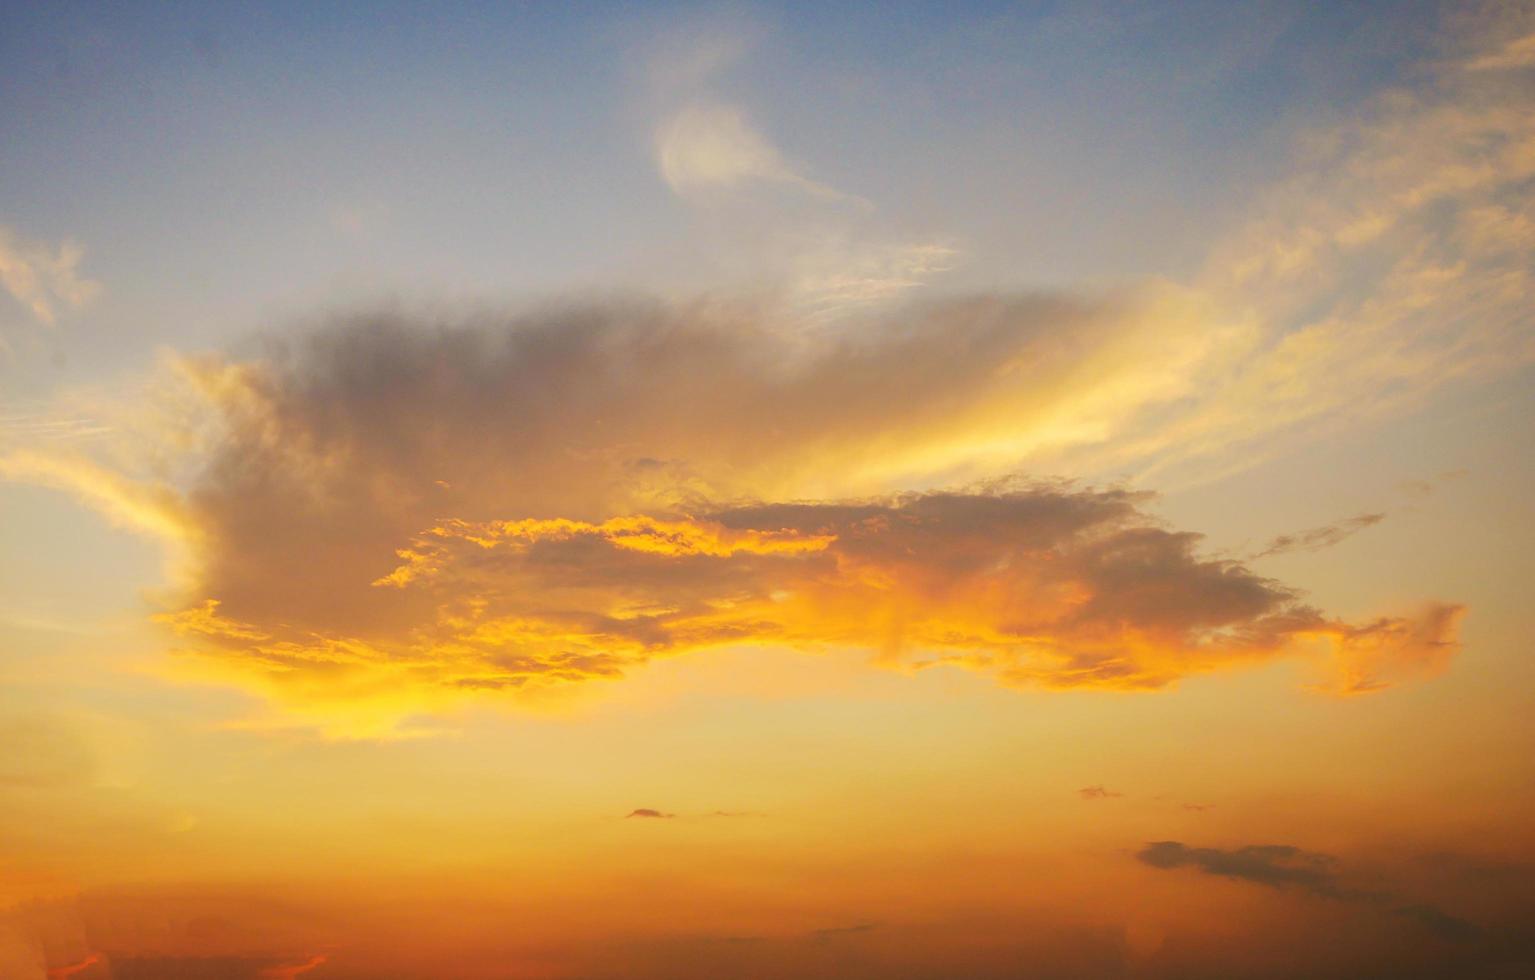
[655,102,858,204]
[1079,785,1123,800]
[626,808,675,819]
[1182,803,1215,812]
[0,225,100,326]
[1251,513,1385,560]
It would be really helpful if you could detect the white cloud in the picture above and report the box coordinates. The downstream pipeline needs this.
[655,102,859,204]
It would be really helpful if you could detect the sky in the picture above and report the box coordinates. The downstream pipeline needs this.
[2,1,1534,977]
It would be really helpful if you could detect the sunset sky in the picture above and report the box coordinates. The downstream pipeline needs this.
[3,2,1535,977]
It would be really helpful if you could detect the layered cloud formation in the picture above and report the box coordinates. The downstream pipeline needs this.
[164,475,1460,700]
[0,299,1459,734]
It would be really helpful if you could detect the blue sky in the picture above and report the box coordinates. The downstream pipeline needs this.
[1,0,1446,389]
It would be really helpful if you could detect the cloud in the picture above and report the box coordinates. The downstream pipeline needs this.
[1307,599,1461,700]
[1308,602,1465,697]
[1139,842,1345,895]
[0,410,111,443]
[0,299,1464,735]
[627,808,675,819]
[1251,513,1385,559]
[1078,786,1123,800]
[1137,841,1476,941]
[152,478,1460,731]
[17,19,1532,736]
[1076,20,1535,486]
[1464,31,1535,71]
[656,103,855,203]
[0,449,195,547]
[165,485,1384,700]
[641,22,949,324]
[789,240,959,322]
[0,226,100,326]
[638,14,1535,483]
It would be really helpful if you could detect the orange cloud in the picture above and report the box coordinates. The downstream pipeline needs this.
[2,303,1467,733]
[1308,602,1467,697]
[150,485,1462,735]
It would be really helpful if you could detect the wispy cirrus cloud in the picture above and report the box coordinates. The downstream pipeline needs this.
[1095,18,1535,486]
[644,24,952,323]
[1251,513,1386,560]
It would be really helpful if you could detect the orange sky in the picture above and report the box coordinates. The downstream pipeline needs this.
[3,3,1535,978]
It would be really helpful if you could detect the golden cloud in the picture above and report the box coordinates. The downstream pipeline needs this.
[0,294,1469,734]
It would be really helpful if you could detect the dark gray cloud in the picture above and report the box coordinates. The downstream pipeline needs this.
[1137,841,1477,941]
[1139,842,1345,895]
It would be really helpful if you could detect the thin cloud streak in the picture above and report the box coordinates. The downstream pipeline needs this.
[1251,513,1386,560]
